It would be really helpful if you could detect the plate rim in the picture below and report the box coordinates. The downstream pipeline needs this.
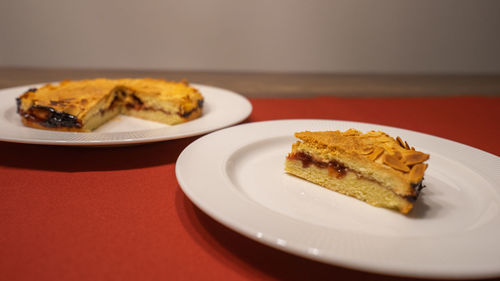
[0,82,252,146]
[176,119,500,279]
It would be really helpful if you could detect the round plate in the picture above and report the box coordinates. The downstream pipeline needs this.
[0,83,252,146]
[176,119,500,279]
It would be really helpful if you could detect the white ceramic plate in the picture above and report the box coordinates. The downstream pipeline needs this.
[176,119,500,279]
[0,83,252,146]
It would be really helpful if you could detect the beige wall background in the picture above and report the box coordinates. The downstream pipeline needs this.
[1,0,499,74]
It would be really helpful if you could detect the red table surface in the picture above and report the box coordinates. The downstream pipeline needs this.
[1,96,500,281]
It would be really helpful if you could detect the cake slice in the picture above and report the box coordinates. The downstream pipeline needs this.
[285,129,429,214]
[16,78,204,132]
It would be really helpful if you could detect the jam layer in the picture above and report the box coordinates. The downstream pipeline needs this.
[287,151,424,201]
[124,94,204,118]
[287,152,347,179]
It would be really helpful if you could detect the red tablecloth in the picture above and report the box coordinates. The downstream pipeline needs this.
[2,96,500,281]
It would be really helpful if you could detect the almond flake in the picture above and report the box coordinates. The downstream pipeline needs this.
[366,147,384,161]
[394,150,403,160]
[383,153,410,172]
[359,146,374,155]
[404,151,430,166]
[396,136,405,148]
[409,163,428,184]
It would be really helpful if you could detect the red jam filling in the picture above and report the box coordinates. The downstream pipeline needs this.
[287,152,347,179]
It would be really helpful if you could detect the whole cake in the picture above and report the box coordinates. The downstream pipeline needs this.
[285,129,429,214]
[16,78,204,132]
